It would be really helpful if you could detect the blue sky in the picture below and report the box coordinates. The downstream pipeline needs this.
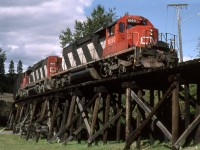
[87,0,200,60]
[0,0,199,72]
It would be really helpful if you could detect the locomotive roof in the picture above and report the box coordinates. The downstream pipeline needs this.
[94,20,117,34]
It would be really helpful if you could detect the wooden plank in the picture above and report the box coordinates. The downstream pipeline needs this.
[103,94,110,144]
[116,93,122,143]
[184,84,190,128]
[30,102,37,124]
[173,113,200,149]
[124,82,177,150]
[63,125,85,144]
[88,110,122,144]
[61,99,69,128]
[172,82,179,145]
[20,112,30,138]
[18,106,24,123]
[48,99,59,140]
[67,96,76,126]
[150,89,154,145]
[61,95,76,142]
[131,91,172,141]
[194,84,200,144]
[26,100,48,140]
[76,97,91,134]
[136,90,142,149]
[88,93,101,147]
[48,93,98,143]
[126,87,131,139]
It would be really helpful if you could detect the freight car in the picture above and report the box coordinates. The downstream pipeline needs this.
[15,14,178,99]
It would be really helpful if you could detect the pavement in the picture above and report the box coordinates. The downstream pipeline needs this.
[0,128,13,134]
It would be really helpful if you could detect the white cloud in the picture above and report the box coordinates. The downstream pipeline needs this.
[0,0,93,72]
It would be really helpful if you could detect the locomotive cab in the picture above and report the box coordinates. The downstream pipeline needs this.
[103,15,158,56]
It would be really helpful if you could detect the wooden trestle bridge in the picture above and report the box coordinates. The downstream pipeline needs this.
[6,58,200,149]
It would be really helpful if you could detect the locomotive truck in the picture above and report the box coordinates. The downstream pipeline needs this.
[14,14,178,99]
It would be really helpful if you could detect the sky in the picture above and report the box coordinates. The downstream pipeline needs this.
[0,0,199,72]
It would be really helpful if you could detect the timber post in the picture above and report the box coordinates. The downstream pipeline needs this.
[172,81,180,146]
[149,89,154,145]
[194,83,200,144]
[116,93,122,143]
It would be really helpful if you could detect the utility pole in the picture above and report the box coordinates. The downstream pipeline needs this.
[168,4,188,62]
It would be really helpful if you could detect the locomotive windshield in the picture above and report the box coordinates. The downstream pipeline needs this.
[126,18,147,29]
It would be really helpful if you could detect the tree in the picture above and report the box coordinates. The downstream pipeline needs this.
[59,5,117,48]
[0,48,6,75]
[17,60,23,74]
[8,60,15,74]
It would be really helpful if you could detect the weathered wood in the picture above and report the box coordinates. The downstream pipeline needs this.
[172,82,179,145]
[48,93,98,143]
[63,125,85,144]
[20,112,30,138]
[76,97,91,134]
[18,106,24,123]
[103,94,111,144]
[61,95,76,142]
[61,99,69,127]
[150,89,154,145]
[124,82,177,150]
[184,84,190,128]
[26,100,48,140]
[88,93,101,147]
[35,132,40,143]
[194,83,200,144]
[30,102,37,124]
[136,90,142,150]
[48,99,59,140]
[116,93,122,143]
[173,113,200,149]
[88,110,122,144]
[131,91,172,141]
[126,87,131,139]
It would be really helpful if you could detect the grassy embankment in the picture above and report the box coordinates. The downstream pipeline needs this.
[1,134,200,150]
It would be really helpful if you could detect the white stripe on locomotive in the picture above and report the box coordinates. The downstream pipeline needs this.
[87,43,99,60]
[31,72,35,82]
[36,69,39,80]
[77,48,87,64]
[99,37,106,49]
[44,65,47,77]
[40,67,44,79]
[61,55,67,71]
[68,52,76,67]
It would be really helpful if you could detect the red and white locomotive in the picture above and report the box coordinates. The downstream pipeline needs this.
[15,14,178,99]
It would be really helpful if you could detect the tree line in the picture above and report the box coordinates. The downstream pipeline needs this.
[0,48,23,94]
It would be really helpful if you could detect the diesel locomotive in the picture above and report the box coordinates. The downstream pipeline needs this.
[14,14,178,99]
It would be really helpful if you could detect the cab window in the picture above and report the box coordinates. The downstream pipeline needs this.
[127,23,134,29]
[119,22,125,32]
[108,26,115,36]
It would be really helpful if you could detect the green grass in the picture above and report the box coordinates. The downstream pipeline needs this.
[0,134,200,150]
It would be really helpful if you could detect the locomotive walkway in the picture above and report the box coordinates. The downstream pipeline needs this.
[7,58,200,150]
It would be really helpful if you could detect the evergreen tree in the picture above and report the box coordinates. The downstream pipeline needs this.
[8,60,15,74]
[59,5,117,48]
[59,27,74,48]
[0,48,6,75]
[17,60,23,74]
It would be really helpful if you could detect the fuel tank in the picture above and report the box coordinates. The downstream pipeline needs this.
[69,68,101,84]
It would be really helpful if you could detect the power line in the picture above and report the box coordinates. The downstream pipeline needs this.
[168,4,188,62]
